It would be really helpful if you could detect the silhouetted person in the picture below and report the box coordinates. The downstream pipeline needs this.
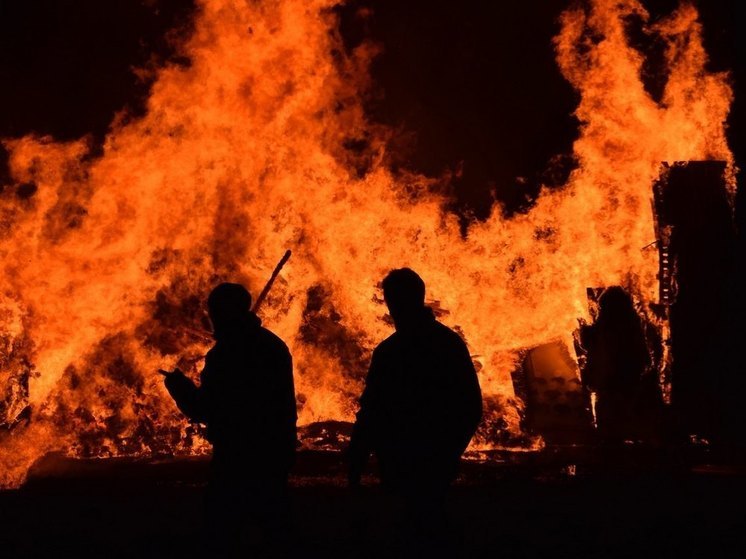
[162,282,296,557]
[580,287,654,444]
[348,268,482,552]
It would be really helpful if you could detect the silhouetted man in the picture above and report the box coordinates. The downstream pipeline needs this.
[348,268,482,548]
[580,286,653,444]
[162,282,296,557]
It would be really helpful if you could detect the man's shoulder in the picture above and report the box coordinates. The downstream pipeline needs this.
[372,332,398,357]
[256,326,291,355]
[432,320,467,346]
[373,322,466,353]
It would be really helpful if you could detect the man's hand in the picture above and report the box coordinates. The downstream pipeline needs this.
[160,367,202,421]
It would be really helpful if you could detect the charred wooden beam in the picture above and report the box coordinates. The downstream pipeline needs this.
[653,161,737,442]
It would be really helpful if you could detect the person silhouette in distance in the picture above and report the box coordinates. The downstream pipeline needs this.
[348,268,482,553]
[580,286,651,445]
[161,282,296,557]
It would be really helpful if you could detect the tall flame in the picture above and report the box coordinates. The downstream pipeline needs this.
[0,0,734,487]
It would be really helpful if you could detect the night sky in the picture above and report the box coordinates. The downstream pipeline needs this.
[0,0,743,230]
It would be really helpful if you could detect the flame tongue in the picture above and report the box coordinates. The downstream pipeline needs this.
[0,0,735,487]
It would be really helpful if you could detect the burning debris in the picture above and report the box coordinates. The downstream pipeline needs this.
[0,297,31,430]
[511,340,593,445]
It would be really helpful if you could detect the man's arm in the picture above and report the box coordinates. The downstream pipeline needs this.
[347,350,382,487]
[452,338,483,452]
[281,348,298,461]
[163,367,207,423]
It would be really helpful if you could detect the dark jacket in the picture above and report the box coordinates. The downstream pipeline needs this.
[349,308,482,490]
[165,313,296,472]
[580,312,649,396]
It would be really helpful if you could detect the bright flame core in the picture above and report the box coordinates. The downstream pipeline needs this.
[0,0,735,487]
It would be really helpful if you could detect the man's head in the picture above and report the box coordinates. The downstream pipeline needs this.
[207,283,252,332]
[598,286,636,323]
[382,268,426,326]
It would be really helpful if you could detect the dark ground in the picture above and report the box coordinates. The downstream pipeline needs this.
[1,447,745,558]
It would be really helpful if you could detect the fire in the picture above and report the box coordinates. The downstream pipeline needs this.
[0,0,734,487]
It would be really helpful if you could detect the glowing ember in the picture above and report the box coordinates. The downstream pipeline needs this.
[0,0,735,487]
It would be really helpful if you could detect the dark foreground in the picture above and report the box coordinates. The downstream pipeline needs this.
[1,447,745,558]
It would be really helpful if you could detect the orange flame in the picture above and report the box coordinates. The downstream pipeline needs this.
[0,0,735,487]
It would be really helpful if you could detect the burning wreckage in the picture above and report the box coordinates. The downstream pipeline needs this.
[511,161,738,449]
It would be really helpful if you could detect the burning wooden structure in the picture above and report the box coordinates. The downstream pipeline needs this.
[654,161,738,441]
